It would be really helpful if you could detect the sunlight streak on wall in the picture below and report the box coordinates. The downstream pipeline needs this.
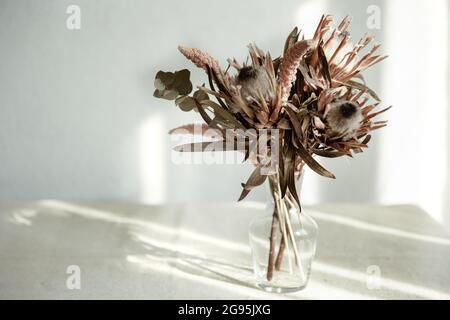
[379,0,449,223]
[138,115,167,204]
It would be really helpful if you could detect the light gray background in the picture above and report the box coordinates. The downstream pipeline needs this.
[1,0,449,226]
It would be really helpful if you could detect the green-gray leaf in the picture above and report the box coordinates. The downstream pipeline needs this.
[175,96,196,112]
[153,69,193,100]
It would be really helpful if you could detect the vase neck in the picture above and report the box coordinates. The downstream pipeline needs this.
[266,170,304,213]
[266,169,304,193]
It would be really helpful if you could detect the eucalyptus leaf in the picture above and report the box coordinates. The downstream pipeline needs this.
[175,96,196,112]
[154,71,175,89]
[153,69,193,100]
[193,89,209,101]
[173,69,193,95]
[153,88,179,100]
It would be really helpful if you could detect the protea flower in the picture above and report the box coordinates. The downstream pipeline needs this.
[324,100,363,140]
[235,65,273,103]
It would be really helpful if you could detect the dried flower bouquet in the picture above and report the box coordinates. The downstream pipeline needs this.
[154,15,389,284]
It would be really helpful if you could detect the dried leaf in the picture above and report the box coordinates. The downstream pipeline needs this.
[238,166,268,201]
[272,57,281,74]
[284,27,300,54]
[317,45,331,87]
[195,100,214,125]
[200,100,246,129]
[297,143,335,178]
[281,144,295,198]
[206,65,229,111]
[366,106,392,120]
[312,149,347,158]
[284,107,302,137]
[346,79,380,102]
[287,165,301,209]
[360,134,372,145]
[285,107,336,179]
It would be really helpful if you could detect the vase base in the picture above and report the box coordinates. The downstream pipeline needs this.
[256,282,308,294]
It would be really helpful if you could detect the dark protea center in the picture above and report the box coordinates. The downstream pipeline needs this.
[339,102,357,118]
[238,66,257,81]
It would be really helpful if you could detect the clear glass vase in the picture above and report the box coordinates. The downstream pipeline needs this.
[248,171,318,293]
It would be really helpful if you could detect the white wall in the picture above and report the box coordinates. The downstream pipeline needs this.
[0,0,449,226]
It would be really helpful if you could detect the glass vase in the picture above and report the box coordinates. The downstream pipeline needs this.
[248,171,318,293]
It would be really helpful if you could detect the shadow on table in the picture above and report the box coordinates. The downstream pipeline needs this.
[127,234,258,290]
[5,200,450,299]
[4,200,270,296]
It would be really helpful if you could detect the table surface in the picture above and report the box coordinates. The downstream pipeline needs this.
[1,200,450,300]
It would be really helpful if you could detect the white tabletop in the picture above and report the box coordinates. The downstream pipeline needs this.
[1,200,450,300]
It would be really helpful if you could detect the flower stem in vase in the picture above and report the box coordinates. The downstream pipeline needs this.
[266,173,306,283]
[266,209,278,281]
[275,235,285,271]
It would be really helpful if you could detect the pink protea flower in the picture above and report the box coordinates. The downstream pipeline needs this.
[314,14,387,83]
[178,46,222,76]
[277,39,317,102]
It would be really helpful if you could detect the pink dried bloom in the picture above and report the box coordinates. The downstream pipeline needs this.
[316,16,387,83]
[277,39,316,102]
[178,46,221,76]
